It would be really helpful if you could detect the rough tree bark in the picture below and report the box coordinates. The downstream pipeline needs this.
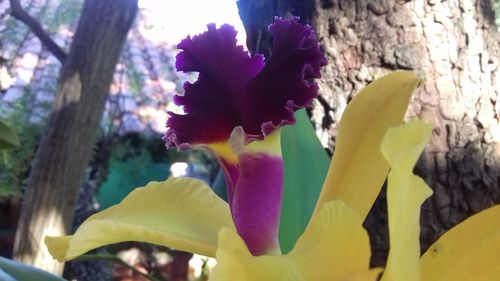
[12,0,138,274]
[238,0,500,266]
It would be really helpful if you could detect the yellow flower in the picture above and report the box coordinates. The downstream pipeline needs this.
[45,72,500,280]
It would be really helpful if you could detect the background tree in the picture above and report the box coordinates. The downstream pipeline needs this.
[11,0,138,274]
[238,0,500,265]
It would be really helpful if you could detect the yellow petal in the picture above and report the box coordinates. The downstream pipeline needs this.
[290,201,375,280]
[211,201,379,281]
[211,228,295,281]
[380,119,433,281]
[45,177,234,262]
[313,71,422,222]
[381,175,431,281]
[348,270,384,281]
[380,119,433,173]
[420,204,500,281]
[208,142,238,164]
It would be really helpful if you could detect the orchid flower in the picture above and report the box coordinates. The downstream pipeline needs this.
[45,17,500,280]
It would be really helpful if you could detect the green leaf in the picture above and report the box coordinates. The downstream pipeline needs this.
[97,153,169,209]
[211,169,228,201]
[0,120,20,150]
[0,269,17,281]
[279,109,330,253]
[0,257,66,281]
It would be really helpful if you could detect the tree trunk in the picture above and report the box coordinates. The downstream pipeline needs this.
[238,0,500,266]
[13,0,138,274]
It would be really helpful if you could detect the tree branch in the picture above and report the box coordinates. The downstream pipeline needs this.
[9,0,67,63]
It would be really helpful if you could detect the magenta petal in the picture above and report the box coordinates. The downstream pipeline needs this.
[165,24,265,147]
[241,17,328,136]
[165,17,326,148]
[231,152,283,255]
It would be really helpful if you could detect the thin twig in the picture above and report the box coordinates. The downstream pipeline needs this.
[9,0,67,63]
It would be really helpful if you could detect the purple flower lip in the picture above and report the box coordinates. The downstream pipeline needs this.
[230,151,284,255]
[164,16,327,149]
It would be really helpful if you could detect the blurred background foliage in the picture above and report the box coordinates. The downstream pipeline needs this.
[0,0,223,279]
[0,0,199,203]
[0,90,46,200]
[96,133,216,210]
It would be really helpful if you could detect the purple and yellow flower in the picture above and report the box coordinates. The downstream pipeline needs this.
[164,16,327,256]
[45,17,500,281]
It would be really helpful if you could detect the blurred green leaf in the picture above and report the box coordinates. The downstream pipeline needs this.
[279,109,330,253]
[97,152,169,209]
[0,120,20,150]
[211,169,227,201]
[0,269,17,281]
[0,257,66,281]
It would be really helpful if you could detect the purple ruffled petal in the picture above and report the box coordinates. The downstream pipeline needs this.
[165,17,326,147]
[241,17,328,137]
[165,23,264,147]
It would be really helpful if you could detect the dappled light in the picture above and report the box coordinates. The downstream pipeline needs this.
[14,204,68,274]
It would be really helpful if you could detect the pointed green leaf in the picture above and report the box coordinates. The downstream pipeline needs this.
[0,120,20,150]
[0,257,66,281]
[279,109,330,253]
